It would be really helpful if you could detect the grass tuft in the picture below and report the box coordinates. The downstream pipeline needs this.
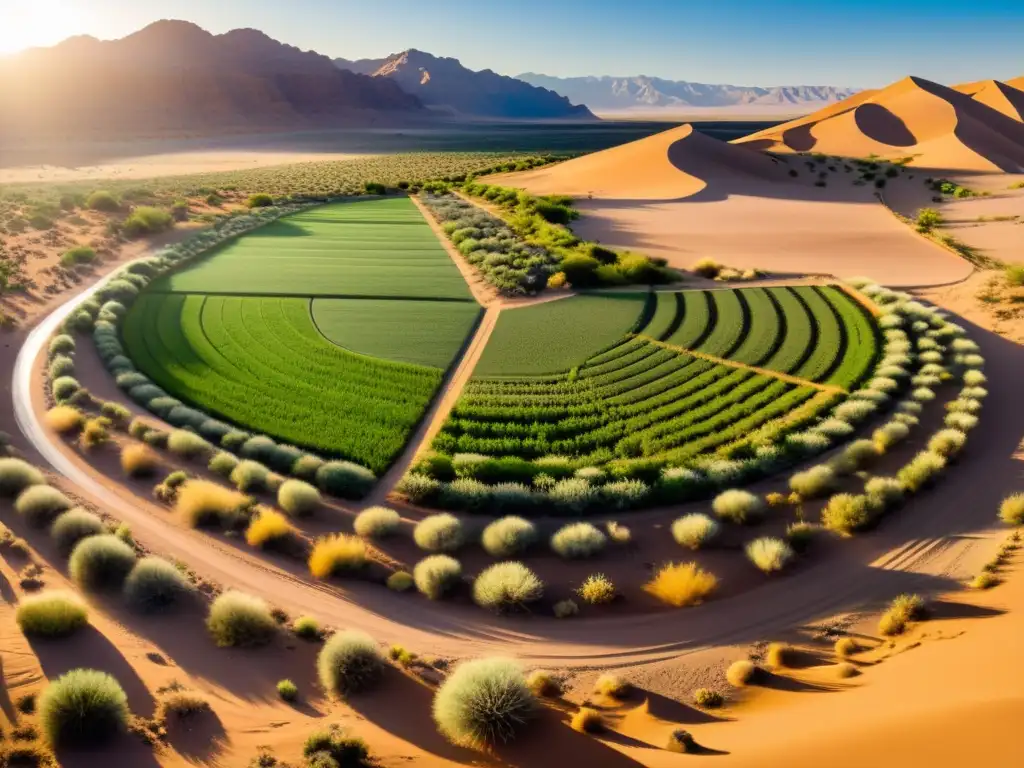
[472,562,544,612]
[308,535,367,578]
[353,506,401,539]
[317,631,384,697]
[206,591,276,647]
[414,555,462,600]
[68,534,136,591]
[432,658,535,748]
[38,669,128,746]
[644,562,717,607]
[16,591,89,638]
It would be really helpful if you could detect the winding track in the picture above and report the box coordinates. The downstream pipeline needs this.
[11,265,1022,670]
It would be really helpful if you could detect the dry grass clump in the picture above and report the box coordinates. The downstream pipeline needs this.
[928,429,967,458]
[123,557,192,611]
[15,485,73,528]
[414,555,462,599]
[308,535,367,578]
[481,516,537,558]
[38,669,128,747]
[789,465,835,499]
[666,728,696,753]
[836,662,859,679]
[16,591,89,638]
[206,591,276,647]
[606,520,632,544]
[45,405,85,434]
[571,707,604,733]
[693,688,724,708]
[878,593,927,636]
[50,508,103,555]
[576,573,616,605]
[160,688,211,720]
[672,513,720,549]
[292,616,322,641]
[353,506,401,539]
[68,535,136,591]
[301,724,370,765]
[276,679,298,702]
[821,493,870,535]
[277,479,321,517]
[246,509,299,551]
[594,673,630,698]
[120,444,160,478]
[834,637,859,658]
[175,480,250,529]
[998,493,1024,526]
[526,670,561,698]
[971,572,999,589]
[745,537,795,574]
[0,458,45,497]
[316,631,384,696]
[712,489,764,524]
[432,658,536,748]
[785,521,817,553]
[166,430,212,460]
[230,460,269,492]
[896,451,947,492]
[386,571,414,592]
[473,562,544,612]
[765,642,793,668]
[726,660,757,687]
[644,562,718,607]
[414,513,465,553]
[550,522,606,559]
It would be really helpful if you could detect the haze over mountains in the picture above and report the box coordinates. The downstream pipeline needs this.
[516,74,859,113]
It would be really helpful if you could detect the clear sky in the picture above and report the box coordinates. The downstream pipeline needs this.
[3,0,1023,87]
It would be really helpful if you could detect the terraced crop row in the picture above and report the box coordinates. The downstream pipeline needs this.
[123,293,443,473]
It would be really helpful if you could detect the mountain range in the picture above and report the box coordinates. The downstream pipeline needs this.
[516,73,859,112]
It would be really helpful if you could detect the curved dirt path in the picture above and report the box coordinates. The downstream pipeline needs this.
[11,274,1024,670]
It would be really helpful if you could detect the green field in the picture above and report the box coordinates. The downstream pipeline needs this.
[473,293,650,377]
[150,198,473,300]
[312,298,481,369]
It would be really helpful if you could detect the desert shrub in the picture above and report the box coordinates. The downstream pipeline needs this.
[100,401,131,426]
[672,513,720,549]
[550,522,606,559]
[308,535,367,578]
[231,460,269,492]
[999,493,1024,525]
[159,689,210,721]
[473,562,544,611]
[594,673,629,698]
[208,451,239,477]
[51,508,104,555]
[605,520,632,545]
[45,405,85,434]
[16,485,73,528]
[276,679,298,702]
[79,418,109,450]
[68,534,136,591]
[765,642,793,668]
[873,422,910,452]
[292,453,324,480]
[316,631,384,696]
[246,509,298,550]
[49,353,76,380]
[38,669,128,746]
[414,513,465,552]
[693,688,724,708]
[834,637,859,658]
[438,477,491,511]
[167,430,212,460]
[576,573,616,605]
[206,591,276,647]
[896,451,946,492]
[821,493,870,534]
[176,480,250,528]
[433,658,535,748]
[51,376,81,402]
[302,726,370,766]
[971,572,999,589]
[121,206,173,238]
[746,537,795,574]
[414,555,462,599]
[945,412,979,431]
[278,479,321,516]
[785,521,816,553]
[481,516,537,558]
[571,707,604,733]
[386,571,414,592]
[0,458,45,497]
[789,465,835,499]
[712,489,763,524]
[120,444,160,478]
[692,257,722,278]
[526,670,561,697]
[928,429,967,458]
[292,616,322,640]
[48,334,76,358]
[315,461,375,500]
[123,557,192,611]
[644,562,718,607]
[396,472,441,503]
[667,729,696,753]
[86,190,120,211]
[16,591,89,638]
[353,506,401,538]
[878,593,926,636]
[553,599,579,618]
[726,659,757,686]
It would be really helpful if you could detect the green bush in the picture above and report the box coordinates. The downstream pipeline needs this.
[277,679,298,702]
[86,191,120,212]
[396,472,441,503]
[353,506,401,538]
[821,493,870,534]
[897,451,946,492]
[16,591,89,638]
[230,460,268,492]
[69,535,137,591]
[672,513,720,550]
[316,461,375,499]
[206,591,276,647]
[473,562,544,612]
[414,513,465,552]
[433,658,536,748]
[121,207,174,239]
[292,615,322,640]
[48,334,75,358]
[51,376,80,402]
[879,593,926,635]
[387,571,414,592]
[51,508,104,555]
[0,458,45,497]
[316,631,384,696]
[481,516,537,558]
[278,479,321,516]
[123,557,193,611]
[413,555,462,600]
[39,669,128,746]
[302,725,370,766]
[15,485,73,527]
[789,465,835,499]
[208,451,239,477]
[712,489,764,524]
[167,430,212,460]
[61,245,97,267]
[550,522,606,559]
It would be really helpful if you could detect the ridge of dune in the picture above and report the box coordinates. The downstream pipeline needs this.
[487,123,789,200]
[966,79,1024,122]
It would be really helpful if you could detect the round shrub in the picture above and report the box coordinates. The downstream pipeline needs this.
[726,660,756,687]
[554,599,579,618]
[481,516,537,558]
[231,460,269,492]
[308,534,367,578]
[386,571,414,592]
[693,688,724,708]
[821,493,870,534]
[120,444,160,478]
[278,479,321,516]
[0,458,45,498]
[433,658,535,748]
[672,513,720,550]
[897,451,946,492]
[928,429,967,458]
[473,562,544,611]
[571,707,604,733]
[745,537,795,574]
[123,557,192,611]
[39,669,128,746]
[246,509,298,551]
[873,422,910,452]
[413,555,462,600]
[712,489,764,524]
[69,534,136,591]
[48,334,76,358]
[576,573,616,605]
[439,477,491,511]
[594,673,630,698]
[45,404,85,434]
[292,616,321,640]
[208,451,239,477]
[206,591,276,647]
[167,430,212,459]
[789,465,835,499]
[644,562,718,607]
[550,522,606,559]
[397,472,441,504]
[16,485,73,528]
[999,493,1024,526]
[833,439,880,475]
[353,506,401,538]
[547,477,598,513]
[414,513,465,553]
[865,476,904,511]
[16,591,89,637]
[315,461,375,499]
[317,631,384,696]
[51,508,104,555]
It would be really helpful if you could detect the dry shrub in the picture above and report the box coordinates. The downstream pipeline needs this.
[644,562,717,607]
[878,593,926,636]
[693,688,724,708]
[526,670,561,697]
[765,642,793,668]
[726,660,757,686]
[206,591,276,647]
[353,506,401,539]
[834,637,859,658]
[576,573,616,605]
[593,673,629,698]
[120,444,160,478]
[46,406,85,434]
[176,480,250,529]
[246,509,299,551]
[308,535,367,578]
[836,662,859,679]
[712,489,763,524]
[998,493,1024,526]
[672,513,720,549]
[571,707,604,733]
[472,562,543,612]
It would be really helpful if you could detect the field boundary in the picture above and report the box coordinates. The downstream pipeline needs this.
[637,334,848,394]
[144,289,478,304]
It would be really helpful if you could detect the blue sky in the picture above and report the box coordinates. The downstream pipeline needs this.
[13,0,1024,86]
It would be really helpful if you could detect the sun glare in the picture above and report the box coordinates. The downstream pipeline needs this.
[0,1,85,55]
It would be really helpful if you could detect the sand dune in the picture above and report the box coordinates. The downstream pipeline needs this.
[488,123,789,200]
[738,76,1024,172]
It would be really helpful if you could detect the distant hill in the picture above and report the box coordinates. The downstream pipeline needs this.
[0,20,424,141]
[335,50,595,120]
[515,73,858,113]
